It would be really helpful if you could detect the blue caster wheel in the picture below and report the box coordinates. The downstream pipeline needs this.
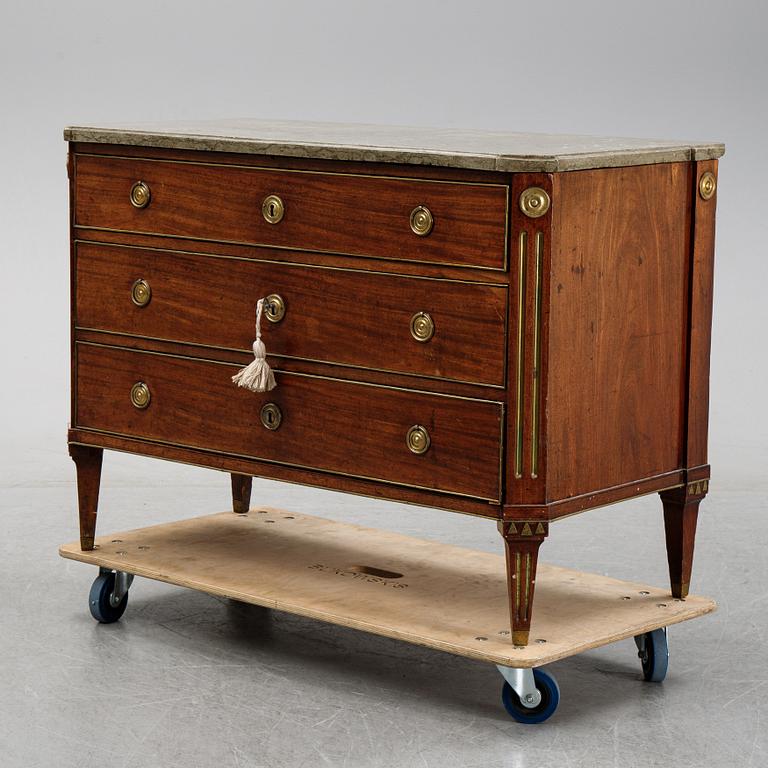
[636,627,668,682]
[89,570,129,624]
[501,668,560,724]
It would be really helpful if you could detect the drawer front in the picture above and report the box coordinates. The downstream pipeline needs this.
[75,243,508,386]
[76,345,503,501]
[73,155,509,270]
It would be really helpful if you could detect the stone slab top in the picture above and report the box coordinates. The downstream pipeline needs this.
[64,118,725,173]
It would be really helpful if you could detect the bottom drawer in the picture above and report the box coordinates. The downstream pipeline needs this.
[75,344,504,501]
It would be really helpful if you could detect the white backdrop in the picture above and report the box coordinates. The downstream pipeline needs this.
[1,0,765,485]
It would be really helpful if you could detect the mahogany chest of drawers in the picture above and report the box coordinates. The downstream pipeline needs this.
[65,120,723,645]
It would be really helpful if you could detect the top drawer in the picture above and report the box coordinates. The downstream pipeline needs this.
[72,154,509,270]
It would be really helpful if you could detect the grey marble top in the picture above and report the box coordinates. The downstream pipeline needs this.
[64,119,725,173]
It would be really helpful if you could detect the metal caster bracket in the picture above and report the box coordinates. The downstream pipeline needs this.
[634,625,668,655]
[100,567,134,607]
[496,665,542,709]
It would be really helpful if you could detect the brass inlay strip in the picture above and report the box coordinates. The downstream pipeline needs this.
[522,553,532,620]
[514,552,521,619]
[530,232,544,478]
[514,231,527,478]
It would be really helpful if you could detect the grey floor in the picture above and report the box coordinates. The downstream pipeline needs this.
[1,444,765,768]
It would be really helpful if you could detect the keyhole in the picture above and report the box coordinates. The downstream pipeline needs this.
[261,403,282,430]
[269,202,276,218]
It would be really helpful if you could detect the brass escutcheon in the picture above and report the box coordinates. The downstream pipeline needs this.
[410,311,435,342]
[699,171,717,200]
[130,278,152,307]
[130,382,151,409]
[129,181,151,209]
[410,205,434,236]
[519,187,550,219]
[406,424,430,455]
[260,402,282,430]
[264,294,286,323]
[262,194,285,224]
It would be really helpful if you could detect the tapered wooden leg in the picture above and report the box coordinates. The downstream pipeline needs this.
[231,473,253,514]
[69,444,103,551]
[498,520,548,646]
[660,479,707,598]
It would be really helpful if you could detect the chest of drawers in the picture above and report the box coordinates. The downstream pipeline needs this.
[65,120,723,646]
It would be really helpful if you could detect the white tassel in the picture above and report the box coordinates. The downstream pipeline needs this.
[232,298,277,392]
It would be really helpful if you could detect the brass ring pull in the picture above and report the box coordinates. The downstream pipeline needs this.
[131,279,152,307]
[699,171,716,200]
[410,312,434,342]
[406,425,430,455]
[410,205,434,236]
[130,382,151,409]
[264,294,286,323]
[260,402,282,430]
[262,194,285,224]
[129,181,151,209]
[519,187,550,218]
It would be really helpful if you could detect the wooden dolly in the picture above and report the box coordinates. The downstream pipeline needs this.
[59,508,715,724]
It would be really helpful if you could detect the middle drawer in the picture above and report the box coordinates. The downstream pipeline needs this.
[75,243,508,387]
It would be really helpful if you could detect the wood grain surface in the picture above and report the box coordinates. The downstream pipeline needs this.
[75,343,504,501]
[74,241,508,386]
[545,163,692,501]
[73,153,509,269]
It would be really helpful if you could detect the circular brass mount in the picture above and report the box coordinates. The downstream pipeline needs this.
[264,294,286,323]
[129,181,151,209]
[406,425,431,455]
[519,187,550,219]
[262,194,285,224]
[410,311,435,342]
[699,171,717,200]
[130,382,151,410]
[260,402,282,430]
[131,279,152,307]
[410,205,434,236]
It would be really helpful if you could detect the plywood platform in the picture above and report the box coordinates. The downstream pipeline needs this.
[59,510,716,667]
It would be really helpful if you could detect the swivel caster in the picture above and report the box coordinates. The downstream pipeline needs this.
[89,568,133,624]
[497,665,560,724]
[634,627,668,682]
